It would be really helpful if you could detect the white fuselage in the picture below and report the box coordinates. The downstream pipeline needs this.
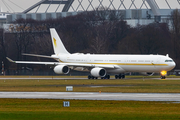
[57,54,175,74]
[7,28,176,78]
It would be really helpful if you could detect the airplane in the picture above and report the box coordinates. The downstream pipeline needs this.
[7,28,176,79]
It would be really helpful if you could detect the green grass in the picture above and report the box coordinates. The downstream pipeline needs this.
[0,76,180,92]
[0,76,180,119]
[0,99,180,120]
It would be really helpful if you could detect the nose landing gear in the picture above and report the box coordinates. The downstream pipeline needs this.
[161,76,166,79]
[160,71,167,79]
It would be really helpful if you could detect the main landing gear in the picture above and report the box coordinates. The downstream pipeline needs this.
[88,74,125,79]
[115,74,125,79]
[88,74,110,79]
[101,75,110,79]
[88,75,98,79]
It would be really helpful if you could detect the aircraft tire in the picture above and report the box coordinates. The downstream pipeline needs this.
[104,74,110,79]
[119,74,122,79]
[122,74,125,79]
[88,75,91,79]
[107,75,110,79]
[161,76,166,79]
[115,75,118,79]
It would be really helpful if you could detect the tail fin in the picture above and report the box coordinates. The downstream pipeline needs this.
[50,28,70,55]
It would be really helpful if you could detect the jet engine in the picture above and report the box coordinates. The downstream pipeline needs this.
[139,72,154,76]
[54,65,70,74]
[90,68,106,77]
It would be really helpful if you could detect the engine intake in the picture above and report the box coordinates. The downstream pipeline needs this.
[90,68,106,77]
[54,65,70,74]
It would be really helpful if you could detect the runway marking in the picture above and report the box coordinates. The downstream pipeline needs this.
[0,92,180,101]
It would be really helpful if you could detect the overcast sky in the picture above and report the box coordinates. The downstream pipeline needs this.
[0,0,180,13]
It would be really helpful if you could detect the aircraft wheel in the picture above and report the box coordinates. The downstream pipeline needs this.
[122,74,125,79]
[104,74,110,79]
[115,75,118,79]
[161,76,166,79]
[107,75,110,79]
[119,74,122,79]
[88,75,91,79]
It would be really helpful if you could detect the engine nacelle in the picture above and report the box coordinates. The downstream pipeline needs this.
[139,72,154,76]
[90,68,106,77]
[54,65,70,74]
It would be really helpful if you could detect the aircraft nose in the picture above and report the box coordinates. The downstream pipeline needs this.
[173,62,176,68]
[170,62,176,69]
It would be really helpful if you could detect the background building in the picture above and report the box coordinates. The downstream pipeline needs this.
[0,0,179,27]
[0,7,9,28]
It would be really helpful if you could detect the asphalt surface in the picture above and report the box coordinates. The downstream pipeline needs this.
[0,77,180,101]
[0,92,180,101]
[0,77,86,80]
[0,77,180,80]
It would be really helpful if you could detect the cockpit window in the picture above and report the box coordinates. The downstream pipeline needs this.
[165,60,173,62]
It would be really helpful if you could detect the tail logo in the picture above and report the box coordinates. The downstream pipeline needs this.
[53,38,57,47]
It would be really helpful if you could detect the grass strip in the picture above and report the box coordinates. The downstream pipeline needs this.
[0,79,180,93]
[0,99,180,120]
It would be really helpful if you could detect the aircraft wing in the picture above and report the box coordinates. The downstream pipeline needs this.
[6,57,59,65]
[6,57,115,68]
[62,63,115,68]
[22,53,59,59]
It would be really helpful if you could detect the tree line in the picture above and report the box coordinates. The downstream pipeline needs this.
[1,9,180,72]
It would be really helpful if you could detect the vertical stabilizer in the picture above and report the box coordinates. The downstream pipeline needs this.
[50,28,70,55]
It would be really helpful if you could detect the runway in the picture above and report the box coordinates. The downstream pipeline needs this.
[0,92,180,101]
[0,77,180,80]
[0,77,86,80]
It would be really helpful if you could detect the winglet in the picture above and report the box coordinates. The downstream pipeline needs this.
[6,57,15,63]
